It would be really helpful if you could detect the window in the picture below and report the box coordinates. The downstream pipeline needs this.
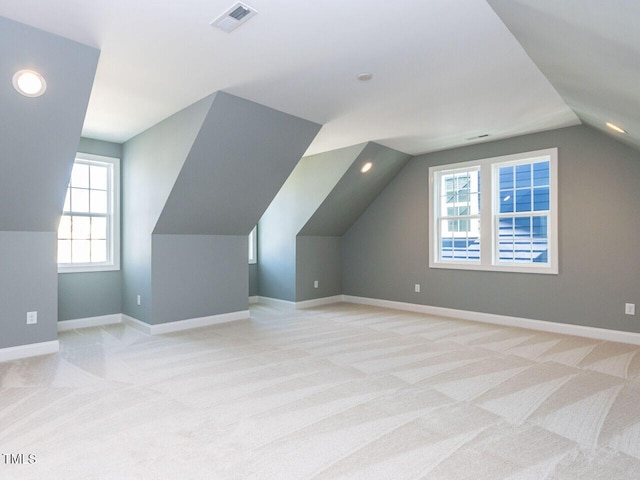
[57,153,120,273]
[429,148,557,274]
[249,225,257,264]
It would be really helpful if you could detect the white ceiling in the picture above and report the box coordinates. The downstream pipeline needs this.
[0,0,586,155]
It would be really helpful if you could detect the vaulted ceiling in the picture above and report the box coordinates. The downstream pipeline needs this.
[1,1,638,155]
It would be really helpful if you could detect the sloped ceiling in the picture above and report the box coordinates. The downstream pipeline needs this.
[487,0,640,152]
[0,1,581,156]
[299,143,412,236]
[0,17,99,232]
[153,92,321,235]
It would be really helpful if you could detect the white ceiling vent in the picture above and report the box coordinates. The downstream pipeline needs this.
[211,2,257,33]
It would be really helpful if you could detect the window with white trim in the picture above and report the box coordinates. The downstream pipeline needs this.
[429,148,558,274]
[57,153,120,273]
[249,225,257,264]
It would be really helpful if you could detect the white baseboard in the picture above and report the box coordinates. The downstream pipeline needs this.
[58,314,122,332]
[123,310,250,335]
[249,296,259,304]
[295,295,344,309]
[0,340,60,363]
[257,296,297,309]
[342,295,640,346]
[257,295,343,309]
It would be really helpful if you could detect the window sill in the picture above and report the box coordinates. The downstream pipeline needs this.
[58,264,120,274]
[429,261,558,275]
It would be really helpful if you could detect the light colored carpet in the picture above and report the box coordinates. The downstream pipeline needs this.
[2,302,640,479]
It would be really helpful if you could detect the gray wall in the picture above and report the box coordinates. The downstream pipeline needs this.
[0,232,58,349]
[342,125,640,333]
[0,18,98,348]
[258,145,362,301]
[296,236,342,301]
[122,96,213,323]
[249,264,258,297]
[123,92,319,324]
[151,235,248,324]
[58,138,123,321]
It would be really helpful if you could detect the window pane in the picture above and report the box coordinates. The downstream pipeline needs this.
[58,215,71,239]
[515,164,531,188]
[58,240,71,264]
[71,240,91,263]
[533,187,550,211]
[533,161,550,187]
[90,164,108,190]
[72,216,91,239]
[91,240,107,263]
[440,219,480,261]
[499,166,514,190]
[71,163,89,188]
[92,217,107,239]
[71,188,89,213]
[515,188,532,212]
[498,215,549,264]
[90,190,108,214]
[499,190,514,213]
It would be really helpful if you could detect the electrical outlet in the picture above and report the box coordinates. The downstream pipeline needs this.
[414,284,421,293]
[313,280,319,289]
[625,303,635,315]
[137,295,141,306]
[26,311,38,325]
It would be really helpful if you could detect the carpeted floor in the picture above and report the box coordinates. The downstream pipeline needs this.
[2,302,640,479]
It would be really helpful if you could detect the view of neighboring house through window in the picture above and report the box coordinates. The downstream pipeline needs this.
[429,148,557,274]
[58,153,120,272]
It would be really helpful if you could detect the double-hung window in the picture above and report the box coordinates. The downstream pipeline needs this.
[429,148,558,274]
[57,153,120,273]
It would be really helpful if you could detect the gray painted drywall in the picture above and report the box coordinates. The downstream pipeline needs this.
[487,0,640,155]
[0,18,98,350]
[342,125,640,333]
[300,143,412,236]
[58,138,123,322]
[296,236,342,301]
[154,92,321,235]
[0,16,99,232]
[78,137,123,159]
[122,96,213,322]
[258,144,363,301]
[123,92,318,323]
[151,235,248,324]
[58,272,122,321]
[249,264,258,297]
[0,232,58,349]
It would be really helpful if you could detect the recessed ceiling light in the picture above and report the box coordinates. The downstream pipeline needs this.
[13,69,47,97]
[360,161,373,173]
[356,72,373,82]
[606,122,627,134]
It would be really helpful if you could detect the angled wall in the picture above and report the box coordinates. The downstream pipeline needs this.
[58,138,123,322]
[123,92,320,324]
[258,143,411,302]
[342,125,640,333]
[0,17,99,349]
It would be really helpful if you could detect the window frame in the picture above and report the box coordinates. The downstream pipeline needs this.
[249,225,257,265]
[57,153,121,274]
[429,148,558,275]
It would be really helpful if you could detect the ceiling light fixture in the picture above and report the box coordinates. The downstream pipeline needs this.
[606,122,627,134]
[13,69,47,97]
[356,72,373,82]
[360,161,373,173]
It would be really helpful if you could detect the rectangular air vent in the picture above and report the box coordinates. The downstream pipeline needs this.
[211,2,257,32]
